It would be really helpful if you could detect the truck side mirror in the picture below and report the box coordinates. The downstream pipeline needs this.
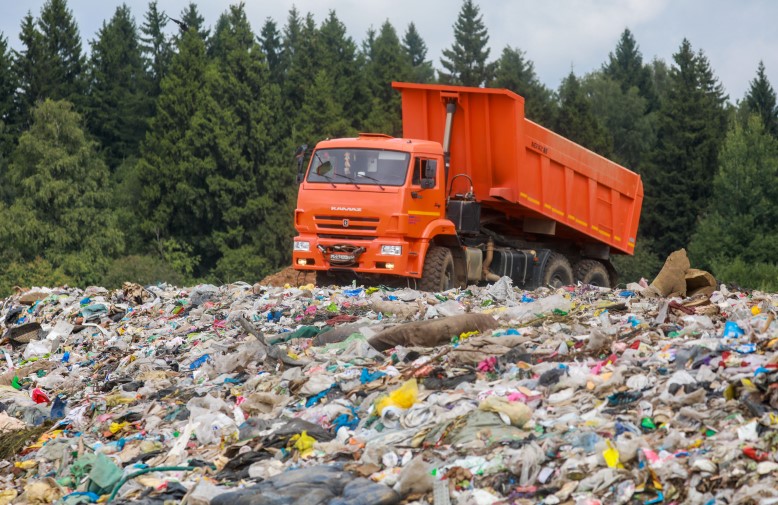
[420,178,435,189]
[424,160,437,179]
[295,144,307,183]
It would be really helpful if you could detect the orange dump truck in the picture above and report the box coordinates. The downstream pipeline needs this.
[292,82,643,291]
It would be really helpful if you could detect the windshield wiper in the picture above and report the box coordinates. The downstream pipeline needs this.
[333,173,360,189]
[356,173,385,190]
[319,172,337,188]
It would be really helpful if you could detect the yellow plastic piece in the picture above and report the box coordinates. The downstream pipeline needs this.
[290,430,317,458]
[375,379,418,414]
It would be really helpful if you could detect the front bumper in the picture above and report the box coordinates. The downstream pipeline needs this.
[292,235,419,276]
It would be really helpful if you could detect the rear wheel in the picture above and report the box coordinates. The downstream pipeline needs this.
[574,259,610,287]
[542,253,574,288]
[419,246,455,292]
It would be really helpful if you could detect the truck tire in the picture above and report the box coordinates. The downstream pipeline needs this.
[574,259,610,287]
[419,246,455,292]
[542,253,574,288]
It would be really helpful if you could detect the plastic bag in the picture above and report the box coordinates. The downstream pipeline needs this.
[375,379,418,414]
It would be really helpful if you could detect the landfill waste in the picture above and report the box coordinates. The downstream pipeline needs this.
[3,254,778,504]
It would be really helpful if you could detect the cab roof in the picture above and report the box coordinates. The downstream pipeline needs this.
[316,134,443,154]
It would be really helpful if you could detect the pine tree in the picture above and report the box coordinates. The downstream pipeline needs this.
[37,0,86,106]
[87,4,152,169]
[744,61,778,137]
[643,39,729,257]
[135,29,207,276]
[172,2,209,42]
[689,116,778,273]
[189,4,292,280]
[583,71,655,172]
[317,11,364,127]
[260,18,283,84]
[0,100,123,285]
[603,28,658,110]
[0,35,17,172]
[402,23,435,83]
[140,1,172,98]
[13,13,46,128]
[439,0,495,86]
[490,46,554,124]
[282,10,318,114]
[553,71,612,156]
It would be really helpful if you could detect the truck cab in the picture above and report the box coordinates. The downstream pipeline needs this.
[292,134,459,289]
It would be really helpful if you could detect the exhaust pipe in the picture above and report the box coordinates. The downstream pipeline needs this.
[482,239,500,282]
[442,101,456,189]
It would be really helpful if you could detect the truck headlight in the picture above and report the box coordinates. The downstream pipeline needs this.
[293,241,310,252]
[381,245,402,256]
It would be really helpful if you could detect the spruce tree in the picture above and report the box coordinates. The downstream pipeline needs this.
[87,4,152,169]
[172,2,209,42]
[553,71,612,156]
[643,39,728,257]
[744,61,778,137]
[260,18,283,85]
[140,1,172,98]
[189,4,292,280]
[689,116,778,273]
[439,0,495,86]
[603,28,658,110]
[0,100,123,285]
[13,13,46,128]
[402,23,435,83]
[135,29,207,276]
[317,11,364,128]
[583,71,655,172]
[0,35,17,174]
[37,0,86,106]
[490,46,554,124]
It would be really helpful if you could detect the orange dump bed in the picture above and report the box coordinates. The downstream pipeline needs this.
[392,82,643,255]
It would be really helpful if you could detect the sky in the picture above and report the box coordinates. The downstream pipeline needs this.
[1,0,775,102]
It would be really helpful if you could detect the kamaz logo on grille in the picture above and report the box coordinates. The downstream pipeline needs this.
[342,219,349,228]
[331,206,362,212]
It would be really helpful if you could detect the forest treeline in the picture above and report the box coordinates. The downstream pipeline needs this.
[1,0,777,294]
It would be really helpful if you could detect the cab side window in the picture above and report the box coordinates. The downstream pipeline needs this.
[412,158,435,186]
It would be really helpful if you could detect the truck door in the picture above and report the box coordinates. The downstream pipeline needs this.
[406,156,445,237]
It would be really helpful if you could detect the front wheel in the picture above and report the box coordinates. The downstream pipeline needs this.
[419,246,455,292]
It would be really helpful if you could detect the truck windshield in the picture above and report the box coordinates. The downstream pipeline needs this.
[306,148,410,186]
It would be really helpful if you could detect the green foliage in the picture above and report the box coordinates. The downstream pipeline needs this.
[490,46,554,124]
[643,39,729,258]
[603,29,658,111]
[402,23,435,84]
[0,99,123,286]
[439,0,495,86]
[711,257,778,292]
[139,1,172,97]
[260,18,283,84]
[362,21,408,135]
[135,28,207,250]
[0,35,17,190]
[100,255,185,289]
[87,4,152,169]
[0,257,73,297]
[553,71,612,156]
[743,61,778,137]
[611,238,664,286]
[582,71,656,171]
[689,116,778,273]
[36,0,86,105]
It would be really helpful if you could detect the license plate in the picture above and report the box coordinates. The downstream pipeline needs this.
[330,254,355,262]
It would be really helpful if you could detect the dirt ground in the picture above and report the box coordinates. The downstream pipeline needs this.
[259,266,316,287]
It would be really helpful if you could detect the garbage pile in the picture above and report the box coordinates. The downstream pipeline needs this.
[3,249,778,505]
